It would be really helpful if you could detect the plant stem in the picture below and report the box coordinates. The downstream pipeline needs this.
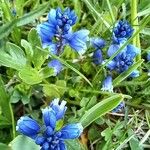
[9,102,16,139]
[131,0,141,60]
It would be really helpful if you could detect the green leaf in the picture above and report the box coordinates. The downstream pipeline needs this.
[82,0,110,29]
[9,135,40,150]
[28,29,49,69]
[0,143,11,150]
[42,81,67,98]
[19,67,42,85]
[80,94,124,128]
[138,7,150,17]
[128,129,143,150]
[0,20,17,40]
[48,52,93,87]
[21,39,33,60]
[66,139,85,150]
[39,67,54,79]
[0,42,26,70]
[113,59,144,86]
[16,3,49,26]
[0,115,11,128]
[0,0,13,21]
[0,76,11,120]
[141,28,150,35]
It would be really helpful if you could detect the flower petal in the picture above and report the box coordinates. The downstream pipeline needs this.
[66,30,89,55]
[16,116,40,138]
[91,38,105,49]
[42,107,56,128]
[48,59,63,76]
[93,49,103,65]
[129,70,140,78]
[126,44,140,58]
[106,60,117,70]
[60,123,83,139]
[50,99,67,120]
[101,75,113,92]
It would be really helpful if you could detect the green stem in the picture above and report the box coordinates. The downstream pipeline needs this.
[131,0,141,60]
[9,102,16,139]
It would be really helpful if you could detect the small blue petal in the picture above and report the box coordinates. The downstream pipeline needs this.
[48,59,63,76]
[37,22,56,44]
[35,136,46,145]
[42,107,56,128]
[59,141,67,150]
[106,60,116,70]
[48,9,57,25]
[126,44,140,58]
[129,70,140,78]
[91,38,105,49]
[42,142,49,150]
[66,30,89,55]
[44,43,57,55]
[107,44,120,57]
[101,75,113,92]
[60,123,83,139]
[45,126,54,137]
[93,49,103,65]
[16,116,40,138]
[50,99,67,120]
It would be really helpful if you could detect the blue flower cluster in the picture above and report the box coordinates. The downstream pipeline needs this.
[37,7,89,76]
[16,99,83,150]
[112,20,134,44]
[106,20,140,77]
[37,7,89,55]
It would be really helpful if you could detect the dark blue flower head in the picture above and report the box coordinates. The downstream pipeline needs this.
[56,7,77,32]
[48,59,63,76]
[93,49,103,65]
[113,20,134,44]
[37,7,89,55]
[101,75,113,92]
[107,44,140,75]
[91,38,105,49]
[16,99,83,150]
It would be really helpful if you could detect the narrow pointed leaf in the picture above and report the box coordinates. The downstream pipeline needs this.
[80,94,124,128]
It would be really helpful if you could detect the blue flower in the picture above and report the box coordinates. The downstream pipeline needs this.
[16,99,83,150]
[101,75,113,92]
[48,59,63,75]
[65,29,89,55]
[16,116,40,138]
[37,7,89,56]
[113,20,134,44]
[50,98,67,120]
[91,38,105,49]
[112,102,124,113]
[93,49,103,65]
[107,44,140,74]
